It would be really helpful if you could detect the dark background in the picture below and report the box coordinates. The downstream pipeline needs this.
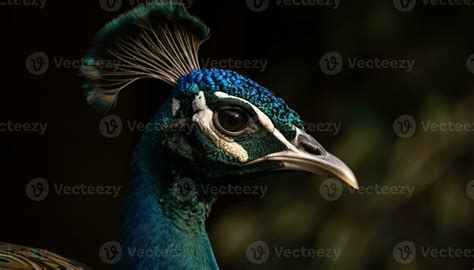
[0,0,473,269]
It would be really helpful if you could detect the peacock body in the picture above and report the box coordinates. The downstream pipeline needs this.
[0,2,357,269]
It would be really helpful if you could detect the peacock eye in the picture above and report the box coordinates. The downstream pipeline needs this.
[214,108,250,136]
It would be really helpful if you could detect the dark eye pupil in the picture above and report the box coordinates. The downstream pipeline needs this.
[227,112,240,126]
[218,109,248,133]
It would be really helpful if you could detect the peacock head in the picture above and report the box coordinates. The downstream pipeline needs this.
[80,2,358,189]
[157,68,357,188]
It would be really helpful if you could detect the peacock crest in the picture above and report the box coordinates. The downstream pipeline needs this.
[80,1,209,112]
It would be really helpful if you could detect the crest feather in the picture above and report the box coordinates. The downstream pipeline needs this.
[80,1,209,112]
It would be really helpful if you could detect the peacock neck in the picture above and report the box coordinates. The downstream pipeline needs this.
[116,118,219,270]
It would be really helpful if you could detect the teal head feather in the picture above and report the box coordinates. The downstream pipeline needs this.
[80,1,358,269]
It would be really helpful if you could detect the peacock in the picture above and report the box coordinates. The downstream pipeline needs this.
[0,1,358,269]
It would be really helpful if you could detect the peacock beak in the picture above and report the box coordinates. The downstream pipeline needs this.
[249,130,359,189]
[263,149,359,189]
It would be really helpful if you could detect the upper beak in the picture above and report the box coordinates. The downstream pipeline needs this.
[250,130,359,189]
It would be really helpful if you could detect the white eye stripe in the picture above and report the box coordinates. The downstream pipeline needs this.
[214,92,274,132]
[214,91,299,152]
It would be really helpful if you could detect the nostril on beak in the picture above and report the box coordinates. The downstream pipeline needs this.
[300,141,324,156]
[295,132,326,156]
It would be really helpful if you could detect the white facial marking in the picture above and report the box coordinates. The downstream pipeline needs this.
[192,91,206,112]
[172,97,181,117]
[214,91,299,152]
[293,127,305,145]
[191,91,249,163]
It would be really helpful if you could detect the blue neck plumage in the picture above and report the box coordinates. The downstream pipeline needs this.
[115,110,219,270]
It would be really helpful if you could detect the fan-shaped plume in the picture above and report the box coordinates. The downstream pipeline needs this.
[0,242,89,269]
[80,1,210,112]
